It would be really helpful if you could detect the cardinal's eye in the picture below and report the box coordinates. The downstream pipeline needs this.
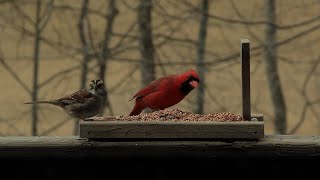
[188,74,192,79]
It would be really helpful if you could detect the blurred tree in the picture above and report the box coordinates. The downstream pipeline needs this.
[138,0,155,87]
[264,0,287,134]
[78,0,90,91]
[97,0,117,116]
[2,0,320,136]
[195,0,209,114]
[31,0,54,136]
[76,0,90,135]
[31,0,41,136]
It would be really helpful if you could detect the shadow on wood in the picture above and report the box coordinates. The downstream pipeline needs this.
[0,136,319,179]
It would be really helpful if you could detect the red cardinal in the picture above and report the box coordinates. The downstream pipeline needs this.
[129,69,200,116]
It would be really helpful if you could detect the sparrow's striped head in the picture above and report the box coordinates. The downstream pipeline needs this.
[89,80,106,96]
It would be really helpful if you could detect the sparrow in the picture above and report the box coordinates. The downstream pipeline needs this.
[25,80,106,120]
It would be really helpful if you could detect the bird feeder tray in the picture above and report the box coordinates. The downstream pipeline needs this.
[79,109,264,140]
[79,39,264,140]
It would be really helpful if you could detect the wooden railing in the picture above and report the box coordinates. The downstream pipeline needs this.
[0,135,319,179]
[0,135,319,158]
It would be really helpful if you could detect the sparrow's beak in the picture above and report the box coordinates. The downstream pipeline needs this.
[189,80,199,88]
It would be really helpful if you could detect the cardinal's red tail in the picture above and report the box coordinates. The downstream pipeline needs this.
[129,100,145,116]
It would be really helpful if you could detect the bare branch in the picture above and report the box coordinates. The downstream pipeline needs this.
[38,65,81,89]
[0,57,31,95]
[230,0,263,43]
[11,1,35,26]
[98,0,118,116]
[109,65,139,93]
[78,0,90,90]
[195,0,209,114]
[278,56,319,64]
[40,117,71,136]
[302,57,320,92]
[183,0,320,29]
[138,0,155,87]
[288,56,320,134]
[39,0,54,33]
[111,21,138,50]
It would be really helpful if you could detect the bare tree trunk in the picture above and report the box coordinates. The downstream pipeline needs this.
[75,0,90,135]
[98,0,117,116]
[31,0,42,136]
[138,0,155,87]
[265,0,287,134]
[79,0,89,89]
[195,0,209,114]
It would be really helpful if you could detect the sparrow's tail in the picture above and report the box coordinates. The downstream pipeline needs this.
[24,100,58,105]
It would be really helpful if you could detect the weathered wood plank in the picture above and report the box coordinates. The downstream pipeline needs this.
[79,121,264,139]
[0,135,320,159]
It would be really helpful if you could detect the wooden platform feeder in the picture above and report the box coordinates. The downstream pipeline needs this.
[79,39,264,140]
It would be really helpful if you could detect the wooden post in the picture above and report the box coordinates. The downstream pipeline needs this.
[241,39,251,120]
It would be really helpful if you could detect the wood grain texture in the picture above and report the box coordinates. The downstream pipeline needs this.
[79,121,264,139]
[1,135,320,159]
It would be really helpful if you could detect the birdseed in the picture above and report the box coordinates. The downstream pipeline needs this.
[86,108,246,122]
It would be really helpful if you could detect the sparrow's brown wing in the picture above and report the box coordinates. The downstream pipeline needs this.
[57,89,93,106]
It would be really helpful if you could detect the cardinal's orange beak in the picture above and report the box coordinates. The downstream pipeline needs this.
[189,80,199,88]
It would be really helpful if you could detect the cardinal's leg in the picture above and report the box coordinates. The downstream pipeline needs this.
[148,108,160,113]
